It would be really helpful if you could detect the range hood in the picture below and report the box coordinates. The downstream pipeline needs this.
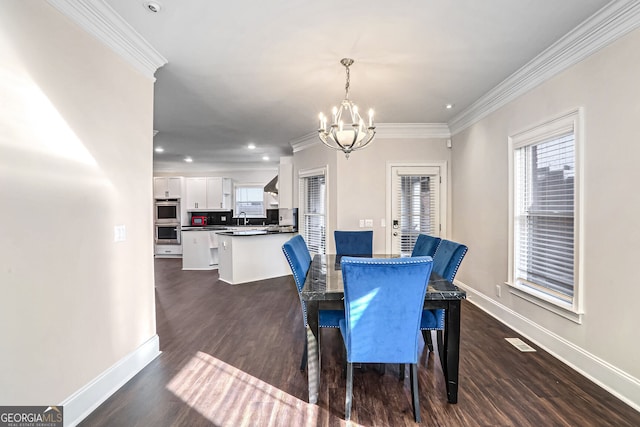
[264,175,278,194]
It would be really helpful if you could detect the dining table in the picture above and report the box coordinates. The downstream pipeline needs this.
[300,254,467,405]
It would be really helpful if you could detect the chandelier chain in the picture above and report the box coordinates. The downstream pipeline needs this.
[344,64,350,99]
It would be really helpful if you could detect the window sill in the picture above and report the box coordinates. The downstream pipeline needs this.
[506,282,583,324]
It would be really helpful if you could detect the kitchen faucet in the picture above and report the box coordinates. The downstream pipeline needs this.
[239,211,248,226]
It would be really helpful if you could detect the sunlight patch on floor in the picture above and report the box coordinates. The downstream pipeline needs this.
[166,351,361,426]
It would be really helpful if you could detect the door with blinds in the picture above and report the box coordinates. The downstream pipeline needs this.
[390,166,443,256]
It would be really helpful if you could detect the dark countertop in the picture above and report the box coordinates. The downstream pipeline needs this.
[217,229,296,236]
[181,226,229,231]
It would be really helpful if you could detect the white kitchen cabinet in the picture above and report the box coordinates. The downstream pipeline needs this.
[278,162,293,208]
[185,177,207,209]
[155,244,182,256]
[154,177,183,199]
[186,176,232,210]
[206,177,232,209]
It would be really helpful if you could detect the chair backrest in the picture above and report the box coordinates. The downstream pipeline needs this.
[411,234,442,257]
[432,240,468,282]
[334,230,373,256]
[340,256,433,364]
[282,235,312,291]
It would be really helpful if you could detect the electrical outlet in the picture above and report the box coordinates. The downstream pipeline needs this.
[380,218,386,227]
[359,219,365,228]
[496,284,501,297]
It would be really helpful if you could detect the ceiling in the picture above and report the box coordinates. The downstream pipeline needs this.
[103,0,611,173]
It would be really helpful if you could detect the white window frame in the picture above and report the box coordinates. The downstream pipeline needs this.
[298,166,328,256]
[234,184,265,218]
[507,108,584,323]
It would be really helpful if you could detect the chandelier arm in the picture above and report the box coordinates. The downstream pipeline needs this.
[350,124,360,148]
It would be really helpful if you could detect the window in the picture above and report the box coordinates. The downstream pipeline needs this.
[235,185,264,217]
[299,167,327,255]
[509,109,582,319]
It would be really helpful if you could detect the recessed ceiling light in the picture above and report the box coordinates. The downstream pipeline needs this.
[445,103,454,109]
[144,1,162,13]
[184,157,193,163]
[155,147,164,153]
[262,156,269,161]
[248,143,256,150]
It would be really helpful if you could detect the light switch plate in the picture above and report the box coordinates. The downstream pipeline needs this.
[365,219,373,227]
[359,219,365,228]
[114,224,126,242]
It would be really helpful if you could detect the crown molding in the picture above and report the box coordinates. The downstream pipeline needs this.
[448,0,640,135]
[290,123,450,153]
[290,131,318,153]
[47,0,167,80]
[375,123,450,139]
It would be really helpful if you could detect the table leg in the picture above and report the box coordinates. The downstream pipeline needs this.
[443,300,462,403]
[306,300,320,404]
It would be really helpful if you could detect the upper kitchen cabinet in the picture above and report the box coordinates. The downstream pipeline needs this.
[206,177,232,210]
[185,177,232,210]
[154,177,183,199]
[278,161,293,209]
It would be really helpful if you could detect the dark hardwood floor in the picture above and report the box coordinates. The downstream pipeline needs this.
[80,258,640,426]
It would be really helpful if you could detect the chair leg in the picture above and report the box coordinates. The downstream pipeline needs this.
[422,330,434,352]
[345,362,353,421]
[399,363,405,381]
[300,340,307,371]
[410,363,421,423]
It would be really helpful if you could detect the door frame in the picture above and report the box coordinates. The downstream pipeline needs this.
[385,161,448,253]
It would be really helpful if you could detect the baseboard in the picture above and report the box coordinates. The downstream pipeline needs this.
[457,281,640,412]
[61,335,161,427]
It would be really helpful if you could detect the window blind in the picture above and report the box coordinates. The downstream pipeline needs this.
[299,174,326,255]
[395,175,437,255]
[515,133,575,298]
[235,186,264,217]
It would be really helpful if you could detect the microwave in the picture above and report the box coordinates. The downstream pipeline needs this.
[191,216,207,226]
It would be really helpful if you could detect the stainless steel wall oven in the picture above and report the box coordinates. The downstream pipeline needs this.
[154,198,180,224]
[155,223,181,245]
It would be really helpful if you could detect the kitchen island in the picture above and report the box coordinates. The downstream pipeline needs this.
[217,230,295,285]
[181,228,223,270]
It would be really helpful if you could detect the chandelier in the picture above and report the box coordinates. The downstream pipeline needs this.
[317,58,375,159]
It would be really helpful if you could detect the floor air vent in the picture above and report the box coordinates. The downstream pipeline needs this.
[505,338,537,352]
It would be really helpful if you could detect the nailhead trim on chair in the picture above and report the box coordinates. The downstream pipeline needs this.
[341,258,431,265]
[282,247,341,329]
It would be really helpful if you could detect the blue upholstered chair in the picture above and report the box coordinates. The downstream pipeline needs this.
[419,239,468,352]
[411,234,442,258]
[282,235,343,371]
[334,230,373,256]
[339,256,434,422]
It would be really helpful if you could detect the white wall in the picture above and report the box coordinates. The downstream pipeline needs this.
[451,27,640,408]
[0,0,157,410]
[293,136,450,253]
[335,138,450,252]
